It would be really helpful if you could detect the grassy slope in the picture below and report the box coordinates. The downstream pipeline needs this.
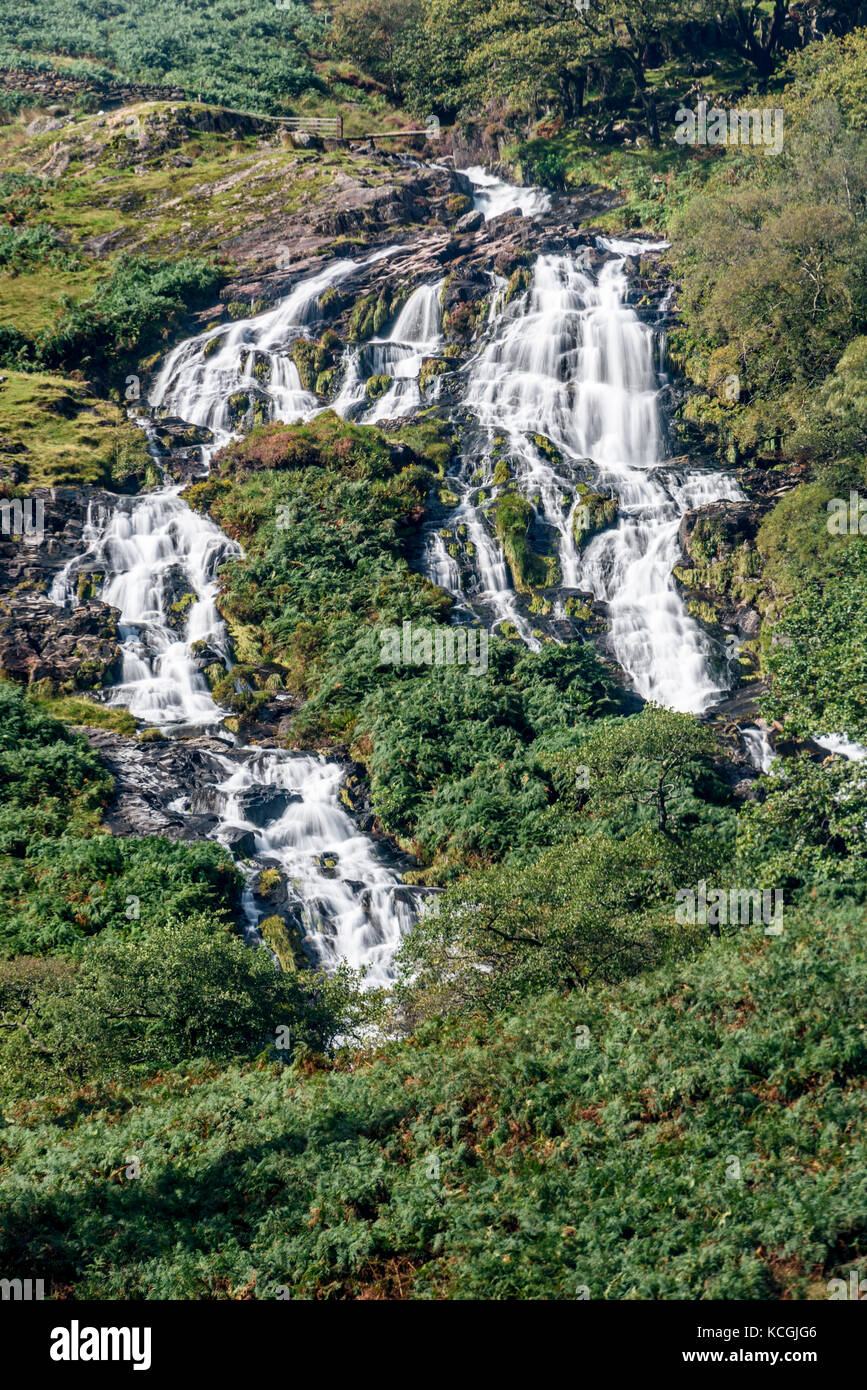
[0,103,409,489]
[1,902,863,1299]
[0,370,152,487]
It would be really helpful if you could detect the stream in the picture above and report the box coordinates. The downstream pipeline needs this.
[50,166,752,982]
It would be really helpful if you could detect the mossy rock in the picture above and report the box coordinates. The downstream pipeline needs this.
[494,492,547,591]
[291,337,327,392]
[315,368,335,398]
[505,266,532,304]
[366,374,392,401]
[138,727,167,743]
[564,596,593,621]
[259,914,306,973]
[227,392,250,424]
[203,334,224,360]
[492,458,511,486]
[419,358,449,393]
[572,492,619,548]
[256,868,282,897]
[75,571,103,603]
[446,193,473,217]
[533,433,562,465]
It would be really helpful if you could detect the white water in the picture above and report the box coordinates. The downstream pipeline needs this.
[50,254,426,987]
[464,165,551,220]
[332,279,445,422]
[452,242,743,710]
[48,172,750,984]
[741,724,776,773]
[150,248,401,436]
[814,734,867,762]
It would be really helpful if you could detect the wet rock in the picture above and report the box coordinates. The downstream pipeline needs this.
[221,826,260,858]
[81,729,238,840]
[234,786,299,825]
[454,209,484,235]
[0,594,121,692]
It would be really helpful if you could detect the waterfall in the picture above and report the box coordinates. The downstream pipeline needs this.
[47,171,749,985]
[51,256,425,987]
[332,279,445,423]
[448,242,743,711]
[150,248,401,436]
[464,165,552,220]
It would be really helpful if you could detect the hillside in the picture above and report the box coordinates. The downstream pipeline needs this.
[0,1,865,1321]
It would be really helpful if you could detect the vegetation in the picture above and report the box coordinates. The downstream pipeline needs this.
[0,4,866,1306]
[1,901,864,1299]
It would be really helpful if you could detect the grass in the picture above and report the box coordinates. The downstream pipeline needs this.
[32,693,136,736]
[0,370,151,487]
[0,264,100,336]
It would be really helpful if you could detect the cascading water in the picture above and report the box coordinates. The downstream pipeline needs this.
[332,278,445,423]
[150,248,401,436]
[51,253,426,988]
[465,165,552,220]
[450,242,743,711]
[49,168,753,986]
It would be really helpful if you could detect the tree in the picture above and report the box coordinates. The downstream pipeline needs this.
[553,704,726,837]
[393,833,684,1019]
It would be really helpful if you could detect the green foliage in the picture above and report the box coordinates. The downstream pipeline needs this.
[0,0,324,113]
[762,542,867,742]
[1,902,864,1298]
[35,254,225,378]
[0,919,376,1095]
[670,77,867,461]
[0,223,79,273]
[0,834,241,955]
[395,831,704,1019]
[361,640,624,864]
[0,683,241,955]
[736,756,867,901]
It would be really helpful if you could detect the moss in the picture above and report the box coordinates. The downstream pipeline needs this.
[446,193,473,216]
[492,458,511,486]
[314,368,335,398]
[533,433,562,465]
[256,868,282,897]
[33,694,136,736]
[169,592,197,627]
[75,571,102,603]
[138,727,167,743]
[0,370,153,489]
[572,490,619,548]
[494,492,547,591]
[564,596,592,621]
[505,266,532,304]
[419,358,449,393]
[366,374,392,401]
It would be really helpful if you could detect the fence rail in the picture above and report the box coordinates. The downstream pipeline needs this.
[277,115,343,137]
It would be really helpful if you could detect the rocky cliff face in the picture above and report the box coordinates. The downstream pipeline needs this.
[0,488,122,692]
